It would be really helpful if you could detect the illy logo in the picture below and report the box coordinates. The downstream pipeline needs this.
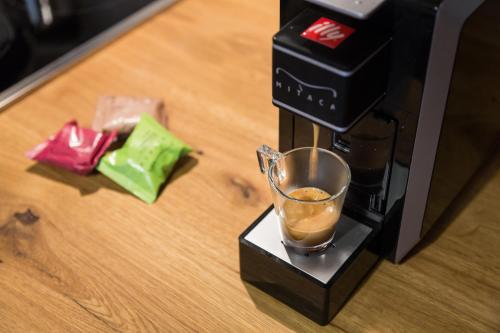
[301,17,355,49]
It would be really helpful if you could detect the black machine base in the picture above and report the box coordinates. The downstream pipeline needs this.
[239,206,379,325]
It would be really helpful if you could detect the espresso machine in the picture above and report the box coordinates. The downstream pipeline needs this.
[239,0,500,325]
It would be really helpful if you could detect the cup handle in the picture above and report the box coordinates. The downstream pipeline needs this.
[256,145,283,174]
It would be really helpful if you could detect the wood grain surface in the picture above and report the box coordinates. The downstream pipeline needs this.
[0,0,499,332]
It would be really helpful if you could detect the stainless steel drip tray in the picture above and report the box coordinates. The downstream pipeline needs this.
[239,206,378,324]
[243,208,373,285]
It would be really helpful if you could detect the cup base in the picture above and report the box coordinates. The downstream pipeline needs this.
[282,232,335,255]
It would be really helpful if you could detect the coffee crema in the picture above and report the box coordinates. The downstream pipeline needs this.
[281,187,340,247]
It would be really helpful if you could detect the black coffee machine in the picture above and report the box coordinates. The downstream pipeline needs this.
[239,0,500,325]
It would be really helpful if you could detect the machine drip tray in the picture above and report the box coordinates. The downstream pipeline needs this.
[239,206,379,325]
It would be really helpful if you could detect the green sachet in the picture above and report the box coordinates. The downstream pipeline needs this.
[97,113,191,203]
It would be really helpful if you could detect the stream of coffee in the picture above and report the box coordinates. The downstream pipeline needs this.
[309,123,320,181]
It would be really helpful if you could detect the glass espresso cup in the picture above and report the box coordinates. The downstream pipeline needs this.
[257,145,351,253]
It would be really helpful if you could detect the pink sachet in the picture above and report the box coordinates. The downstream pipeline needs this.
[27,120,117,175]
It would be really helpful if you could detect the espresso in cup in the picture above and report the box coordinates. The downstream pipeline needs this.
[280,187,340,248]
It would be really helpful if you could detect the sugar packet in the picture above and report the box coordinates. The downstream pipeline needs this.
[27,120,117,175]
[92,96,166,134]
[97,113,191,203]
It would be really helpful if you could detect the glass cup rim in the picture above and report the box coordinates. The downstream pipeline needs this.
[267,146,351,204]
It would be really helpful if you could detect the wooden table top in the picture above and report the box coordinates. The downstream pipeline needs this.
[0,0,499,332]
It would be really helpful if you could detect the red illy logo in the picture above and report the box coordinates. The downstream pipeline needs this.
[301,17,355,49]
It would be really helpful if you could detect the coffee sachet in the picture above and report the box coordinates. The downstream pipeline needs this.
[27,120,117,175]
[97,113,191,203]
[92,96,166,134]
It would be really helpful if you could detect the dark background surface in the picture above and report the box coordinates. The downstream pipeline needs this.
[0,0,157,92]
